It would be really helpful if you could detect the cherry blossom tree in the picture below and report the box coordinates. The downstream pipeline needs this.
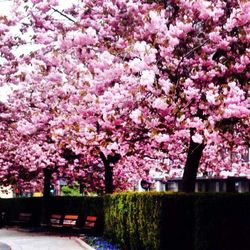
[0,0,249,193]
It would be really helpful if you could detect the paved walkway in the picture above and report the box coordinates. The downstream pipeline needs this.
[0,242,10,250]
[0,229,93,250]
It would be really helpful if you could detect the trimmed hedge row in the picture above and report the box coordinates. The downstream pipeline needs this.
[195,194,250,250]
[44,196,103,216]
[0,197,43,226]
[104,192,196,250]
[104,192,250,250]
[104,192,164,250]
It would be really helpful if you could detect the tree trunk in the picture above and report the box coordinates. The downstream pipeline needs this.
[105,162,113,194]
[41,168,53,225]
[181,130,205,193]
[43,168,52,198]
[100,152,113,194]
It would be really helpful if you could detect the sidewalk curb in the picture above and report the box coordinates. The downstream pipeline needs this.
[74,237,95,250]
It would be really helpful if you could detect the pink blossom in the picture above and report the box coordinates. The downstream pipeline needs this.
[74,28,97,46]
[168,37,179,47]
[0,23,8,35]
[129,109,142,124]
[128,58,146,73]
[16,120,37,135]
[159,79,173,94]
[146,10,165,32]
[133,41,147,55]
[223,104,250,119]
[140,70,155,88]
[31,0,42,3]
[206,90,218,105]
[192,133,203,144]
[153,98,168,110]
[184,86,200,101]
[60,38,73,50]
[187,118,204,130]
[107,142,119,151]
[154,133,170,143]
[209,31,222,43]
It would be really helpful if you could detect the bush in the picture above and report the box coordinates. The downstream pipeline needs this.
[61,184,82,196]
[159,194,196,250]
[45,196,103,216]
[104,193,130,247]
[195,193,250,250]
[104,192,250,250]
[104,192,196,250]
[0,197,43,226]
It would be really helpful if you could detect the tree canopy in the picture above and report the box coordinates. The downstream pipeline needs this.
[0,0,249,193]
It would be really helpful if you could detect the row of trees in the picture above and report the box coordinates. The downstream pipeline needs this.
[0,0,249,194]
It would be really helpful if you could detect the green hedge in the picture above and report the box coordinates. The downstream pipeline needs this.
[45,196,103,216]
[195,193,250,250]
[0,197,43,226]
[104,192,196,250]
[104,192,250,250]
[159,194,196,250]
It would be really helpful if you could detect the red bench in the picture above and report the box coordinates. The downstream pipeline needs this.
[82,216,97,230]
[44,214,98,234]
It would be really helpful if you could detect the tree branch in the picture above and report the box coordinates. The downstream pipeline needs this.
[52,8,76,23]
[174,39,209,101]
[99,151,107,163]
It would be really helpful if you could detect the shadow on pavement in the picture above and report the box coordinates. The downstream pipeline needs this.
[0,242,11,250]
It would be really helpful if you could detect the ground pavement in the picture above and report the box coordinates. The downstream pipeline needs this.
[0,242,10,250]
[0,229,94,250]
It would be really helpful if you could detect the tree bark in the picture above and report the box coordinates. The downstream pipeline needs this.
[100,152,113,194]
[43,168,52,198]
[105,162,113,194]
[181,130,205,193]
[41,168,53,225]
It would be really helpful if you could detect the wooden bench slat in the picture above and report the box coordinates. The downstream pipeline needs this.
[50,214,63,228]
[11,212,32,227]
[84,221,95,228]
[19,213,32,218]
[86,216,97,222]
[83,216,97,229]
[43,214,98,233]
[64,215,78,220]
[63,214,78,227]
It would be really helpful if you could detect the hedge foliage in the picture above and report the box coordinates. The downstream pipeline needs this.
[195,193,250,250]
[104,192,250,250]
[104,192,197,250]
[44,196,103,216]
[0,197,43,226]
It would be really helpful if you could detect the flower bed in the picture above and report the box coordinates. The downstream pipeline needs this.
[82,235,121,250]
